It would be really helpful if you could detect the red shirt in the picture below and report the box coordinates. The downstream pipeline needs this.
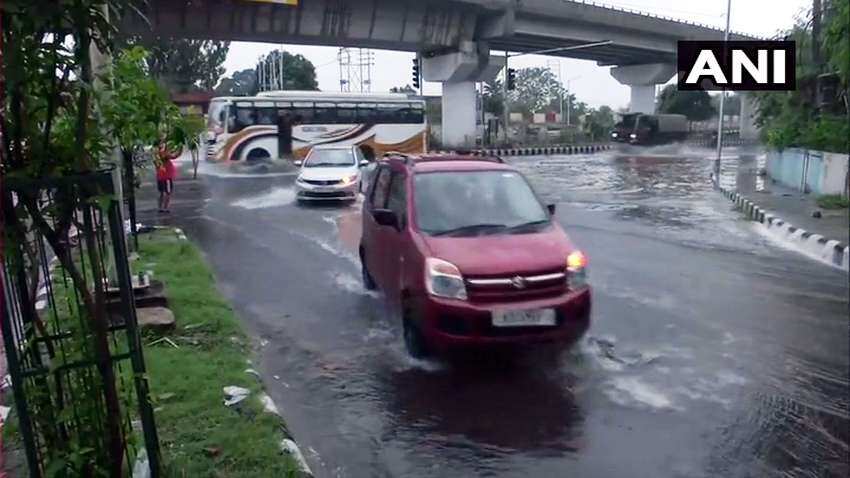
[156,145,179,180]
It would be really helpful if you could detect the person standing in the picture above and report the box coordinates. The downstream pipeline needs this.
[156,140,179,213]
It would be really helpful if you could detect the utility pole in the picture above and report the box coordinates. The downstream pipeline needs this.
[714,0,732,189]
[503,51,509,144]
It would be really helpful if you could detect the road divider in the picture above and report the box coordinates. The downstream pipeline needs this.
[428,144,613,157]
[720,187,849,270]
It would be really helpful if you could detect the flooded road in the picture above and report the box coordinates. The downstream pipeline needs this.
[150,147,848,478]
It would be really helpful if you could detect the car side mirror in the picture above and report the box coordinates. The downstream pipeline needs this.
[359,159,369,167]
[372,208,399,229]
[293,160,303,167]
[547,204,556,215]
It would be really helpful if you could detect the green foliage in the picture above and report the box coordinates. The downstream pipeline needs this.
[102,47,180,154]
[123,37,230,93]
[816,194,850,209]
[583,106,616,141]
[215,69,259,96]
[390,85,416,94]
[824,0,849,89]
[254,50,319,91]
[751,0,849,154]
[509,67,566,116]
[136,231,298,477]
[657,84,716,121]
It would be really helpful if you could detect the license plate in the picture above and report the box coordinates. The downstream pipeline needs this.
[492,308,557,327]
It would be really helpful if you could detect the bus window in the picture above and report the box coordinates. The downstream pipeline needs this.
[357,103,377,123]
[229,105,256,133]
[290,102,315,123]
[208,100,227,130]
[314,102,336,123]
[336,105,357,123]
[255,108,278,125]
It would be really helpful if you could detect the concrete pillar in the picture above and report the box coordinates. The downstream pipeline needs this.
[442,81,477,148]
[421,41,502,148]
[740,93,759,141]
[629,85,656,115]
[610,63,676,114]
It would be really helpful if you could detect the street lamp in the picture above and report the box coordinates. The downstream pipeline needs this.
[714,0,732,189]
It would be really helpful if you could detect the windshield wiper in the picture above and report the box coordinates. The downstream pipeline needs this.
[504,219,551,233]
[431,223,507,237]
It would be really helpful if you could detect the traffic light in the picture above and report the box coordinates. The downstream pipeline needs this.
[506,68,516,90]
[412,58,421,90]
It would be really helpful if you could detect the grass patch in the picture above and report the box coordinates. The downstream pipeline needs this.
[816,194,850,210]
[136,230,297,477]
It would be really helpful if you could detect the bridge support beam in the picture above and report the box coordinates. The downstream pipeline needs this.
[442,82,478,147]
[422,41,503,148]
[610,63,676,114]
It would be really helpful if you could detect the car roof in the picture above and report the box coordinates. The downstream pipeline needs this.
[385,153,514,173]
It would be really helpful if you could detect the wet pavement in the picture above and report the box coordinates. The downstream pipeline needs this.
[139,146,849,478]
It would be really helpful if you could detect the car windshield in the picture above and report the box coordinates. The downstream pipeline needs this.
[413,170,550,236]
[305,149,354,167]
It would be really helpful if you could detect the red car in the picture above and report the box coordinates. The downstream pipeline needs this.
[359,153,591,357]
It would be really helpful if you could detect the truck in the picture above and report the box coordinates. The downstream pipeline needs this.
[610,113,688,145]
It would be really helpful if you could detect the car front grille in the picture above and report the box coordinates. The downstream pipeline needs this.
[300,191,350,198]
[465,269,567,302]
[303,179,341,186]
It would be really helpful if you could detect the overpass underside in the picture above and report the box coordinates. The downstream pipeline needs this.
[127,0,759,147]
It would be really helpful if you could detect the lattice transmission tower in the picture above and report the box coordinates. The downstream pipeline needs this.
[337,48,374,92]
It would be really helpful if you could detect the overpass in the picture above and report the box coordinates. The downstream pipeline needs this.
[126,0,762,146]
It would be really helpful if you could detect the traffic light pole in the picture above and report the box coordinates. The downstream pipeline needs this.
[503,51,509,144]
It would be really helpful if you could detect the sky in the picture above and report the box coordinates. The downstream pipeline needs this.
[221,0,809,110]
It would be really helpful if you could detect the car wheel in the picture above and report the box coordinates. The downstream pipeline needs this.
[360,248,377,290]
[402,303,431,359]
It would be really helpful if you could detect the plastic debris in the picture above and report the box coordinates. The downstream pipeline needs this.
[223,386,250,407]
[245,368,261,379]
[259,393,279,416]
[280,439,313,477]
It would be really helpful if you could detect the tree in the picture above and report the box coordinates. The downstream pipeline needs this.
[657,84,716,121]
[390,85,416,94]
[482,79,504,116]
[2,2,153,475]
[254,50,318,91]
[101,46,183,248]
[215,69,258,96]
[583,106,616,141]
[126,37,230,93]
[508,67,565,117]
[750,0,849,153]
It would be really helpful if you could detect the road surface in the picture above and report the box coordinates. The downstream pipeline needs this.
[144,147,849,478]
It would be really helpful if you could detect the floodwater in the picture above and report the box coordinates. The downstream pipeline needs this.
[148,145,849,478]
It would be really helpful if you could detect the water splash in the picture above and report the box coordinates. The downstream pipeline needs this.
[231,187,296,209]
[753,221,849,271]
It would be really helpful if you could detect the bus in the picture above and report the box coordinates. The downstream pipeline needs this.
[205,91,427,163]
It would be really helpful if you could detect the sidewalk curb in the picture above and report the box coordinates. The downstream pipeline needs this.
[244,366,314,478]
[429,144,613,157]
[719,186,850,269]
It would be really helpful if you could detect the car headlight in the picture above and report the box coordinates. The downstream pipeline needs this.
[611,132,618,137]
[629,133,637,139]
[425,258,467,300]
[340,174,358,186]
[566,250,588,289]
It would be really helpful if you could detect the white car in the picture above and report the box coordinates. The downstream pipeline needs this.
[294,145,369,202]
